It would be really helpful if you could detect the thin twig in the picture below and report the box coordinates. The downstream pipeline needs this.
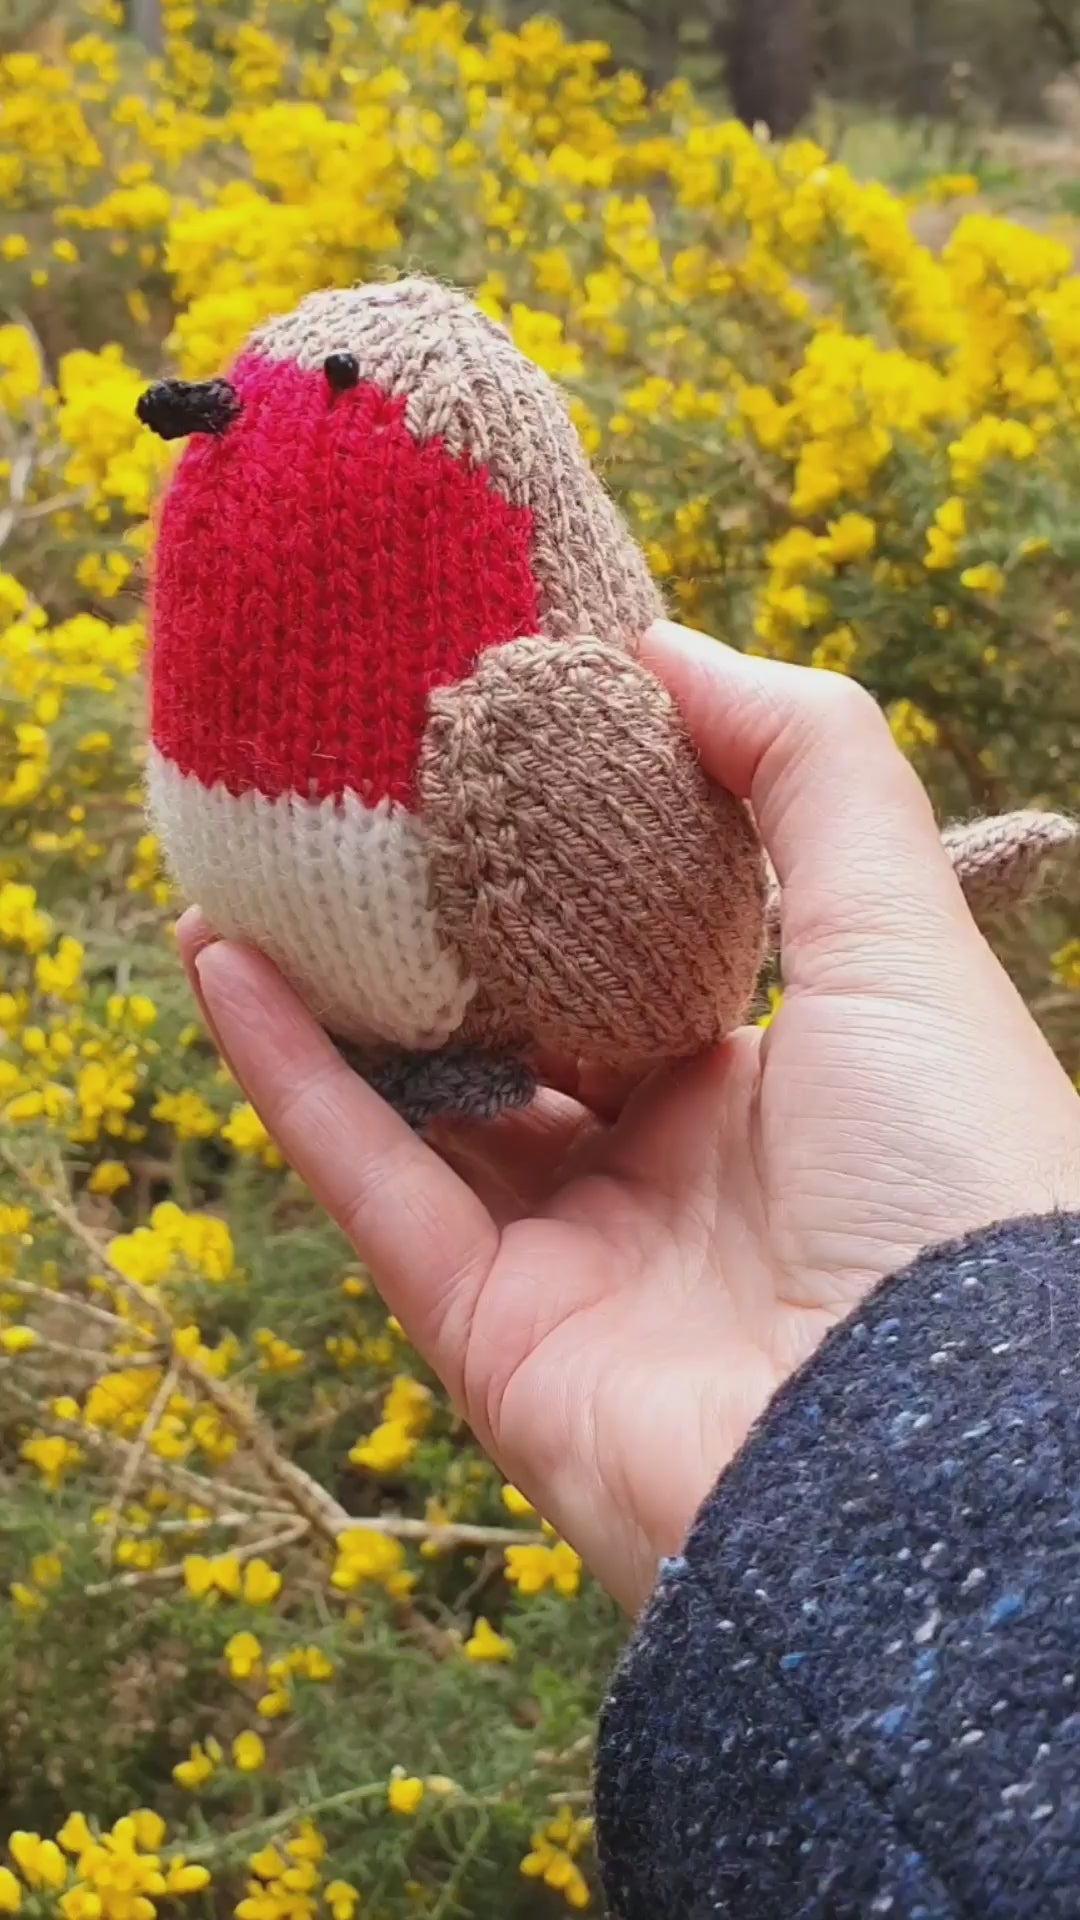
[429,1812,492,1920]
[3,1154,549,1555]
[189,1783,391,1866]
[166,1358,351,1542]
[1,1277,129,1332]
[2,1146,351,1543]
[334,1515,548,1548]
[2,1377,292,1518]
[84,1518,311,1597]
[0,442,35,550]
[13,489,88,523]
[1,1341,160,1372]
[46,1511,286,1539]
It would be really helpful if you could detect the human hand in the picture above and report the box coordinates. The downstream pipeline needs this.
[178,621,1080,1614]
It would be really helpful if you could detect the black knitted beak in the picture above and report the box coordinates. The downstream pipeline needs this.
[136,378,241,440]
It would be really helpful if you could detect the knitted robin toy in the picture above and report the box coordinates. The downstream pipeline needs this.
[138,277,1076,1128]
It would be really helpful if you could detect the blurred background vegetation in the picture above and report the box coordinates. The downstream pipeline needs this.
[1,0,1079,1915]
[505,0,1080,126]
[102,0,1080,128]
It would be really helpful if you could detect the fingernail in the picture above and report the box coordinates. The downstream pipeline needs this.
[192,943,236,1018]
[189,945,243,1084]
[193,940,232,991]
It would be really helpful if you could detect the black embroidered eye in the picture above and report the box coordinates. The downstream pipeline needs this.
[323,352,360,392]
[136,378,241,440]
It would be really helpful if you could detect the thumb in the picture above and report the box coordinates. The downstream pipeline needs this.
[642,621,983,993]
[760,810,1077,947]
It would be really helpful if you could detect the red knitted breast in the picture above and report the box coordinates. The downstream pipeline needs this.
[149,350,540,808]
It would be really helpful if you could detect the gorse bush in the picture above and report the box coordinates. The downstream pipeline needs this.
[1,2,1079,1914]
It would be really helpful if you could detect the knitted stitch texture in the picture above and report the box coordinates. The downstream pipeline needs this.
[941,810,1078,921]
[151,354,541,810]
[597,1211,1080,1920]
[419,635,766,1067]
[336,1040,536,1132]
[141,276,1076,1122]
[144,277,768,1107]
[146,762,474,1049]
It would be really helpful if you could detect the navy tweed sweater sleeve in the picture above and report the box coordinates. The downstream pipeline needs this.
[595,1213,1080,1919]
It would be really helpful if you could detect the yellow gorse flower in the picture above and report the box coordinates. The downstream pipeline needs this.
[182,1554,281,1605]
[0,7,1076,1911]
[505,1540,583,1598]
[172,1739,221,1790]
[387,1770,424,1816]
[2,1814,211,1920]
[224,1630,262,1679]
[108,1202,236,1286]
[330,1528,413,1597]
[348,1370,433,1473]
[231,1731,266,1773]
[520,1804,594,1909]
[463,1616,515,1662]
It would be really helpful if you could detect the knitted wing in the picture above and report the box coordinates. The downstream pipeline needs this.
[418,635,767,1073]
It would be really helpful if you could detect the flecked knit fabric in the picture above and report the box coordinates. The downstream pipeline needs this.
[597,1212,1080,1920]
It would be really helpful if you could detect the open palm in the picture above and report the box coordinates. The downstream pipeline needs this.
[181,624,1080,1613]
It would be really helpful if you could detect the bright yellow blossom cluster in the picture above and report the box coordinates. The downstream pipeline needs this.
[330,1528,414,1598]
[520,1805,594,1910]
[236,1823,359,1920]
[2,1,1078,1912]
[108,1201,236,1287]
[182,1553,282,1604]
[1,1813,208,1920]
[505,1539,583,1598]
[348,1370,433,1474]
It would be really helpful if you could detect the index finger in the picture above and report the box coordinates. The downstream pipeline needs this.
[190,936,500,1408]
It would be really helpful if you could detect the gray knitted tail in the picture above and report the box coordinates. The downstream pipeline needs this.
[333,1039,536,1132]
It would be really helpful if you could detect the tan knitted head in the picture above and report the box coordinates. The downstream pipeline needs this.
[251,280,662,645]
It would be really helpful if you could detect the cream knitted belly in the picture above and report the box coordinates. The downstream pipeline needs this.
[147,751,476,1049]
